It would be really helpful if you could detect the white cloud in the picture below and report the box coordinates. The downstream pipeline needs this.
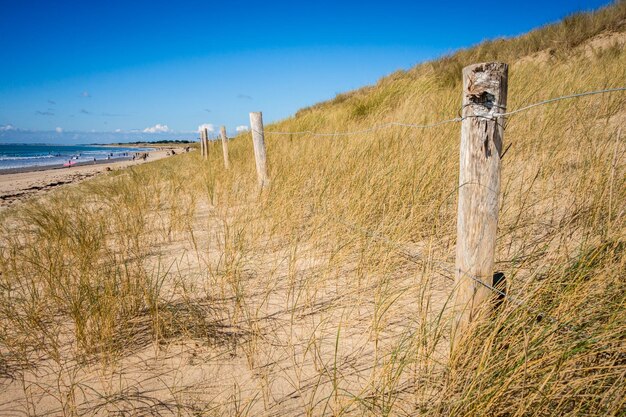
[114,128,123,133]
[143,123,171,133]
[55,127,63,133]
[198,123,214,133]
[236,125,249,132]
[0,124,16,131]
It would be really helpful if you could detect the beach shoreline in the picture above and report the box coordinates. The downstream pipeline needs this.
[0,147,189,209]
[0,156,135,175]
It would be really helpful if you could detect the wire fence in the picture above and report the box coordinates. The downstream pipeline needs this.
[256,87,625,137]
[334,213,593,338]
[237,86,625,337]
[286,86,626,336]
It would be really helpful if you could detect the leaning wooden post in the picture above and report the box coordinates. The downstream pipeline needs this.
[220,126,231,169]
[454,62,508,338]
[203,128,209,160]
[249,112,269,187]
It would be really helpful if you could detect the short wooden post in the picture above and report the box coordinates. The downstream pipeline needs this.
[200,129,206,158]
[249,112,269,187]
[220,126,230,169]
[203,128,209,160]
[454,62,508,337]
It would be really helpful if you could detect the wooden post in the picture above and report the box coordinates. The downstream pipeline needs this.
[249,112,269,187]
[203,128,209,160]
[454,62,508,336]
[220,126,230,169]
[200,129,206,158]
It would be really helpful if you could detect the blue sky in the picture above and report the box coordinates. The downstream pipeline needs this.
[0,0,613,143]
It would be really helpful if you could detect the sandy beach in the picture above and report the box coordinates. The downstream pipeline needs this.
[0,147,188,209]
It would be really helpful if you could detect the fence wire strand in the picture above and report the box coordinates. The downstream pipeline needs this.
[494,87,626,117]
[257,87,625,137]
[334,214,592,338]
[263,118,463,137]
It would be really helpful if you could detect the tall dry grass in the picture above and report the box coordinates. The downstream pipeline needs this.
[0,2,625,415]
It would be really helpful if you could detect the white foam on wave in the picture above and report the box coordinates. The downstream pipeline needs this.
[0,154,56,161]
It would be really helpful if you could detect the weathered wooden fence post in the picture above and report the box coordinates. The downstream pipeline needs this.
[200,129,206,158]
[203,128,209,160]
[220,126,230,169]
[454,62,508,338]
[249,112,269,187]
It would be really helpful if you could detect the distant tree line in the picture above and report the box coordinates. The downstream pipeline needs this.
[91,139,196,145]
[124,139,196,144]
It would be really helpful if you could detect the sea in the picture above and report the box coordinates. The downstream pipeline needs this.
[0,144,153,171]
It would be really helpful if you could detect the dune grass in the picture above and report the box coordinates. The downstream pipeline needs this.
[1,2,625,415]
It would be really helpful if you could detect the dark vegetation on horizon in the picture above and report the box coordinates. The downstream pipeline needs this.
[92,139,196,145]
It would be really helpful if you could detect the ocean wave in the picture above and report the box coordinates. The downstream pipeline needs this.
[0,154,57,161]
